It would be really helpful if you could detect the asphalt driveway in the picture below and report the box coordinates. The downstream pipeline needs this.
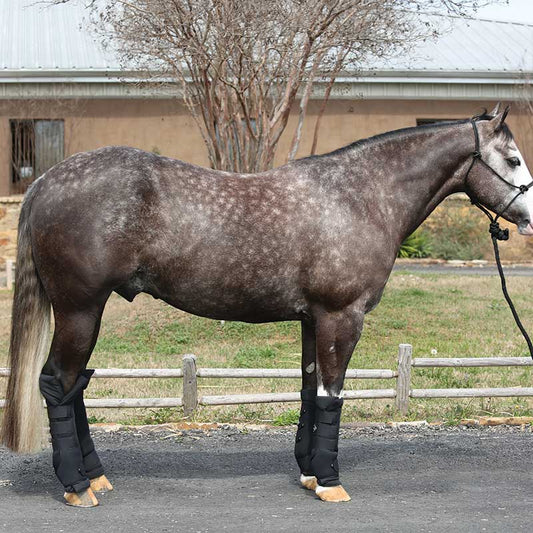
[1,424,532,532]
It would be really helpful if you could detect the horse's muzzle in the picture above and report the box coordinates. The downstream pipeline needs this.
[518,220,533,236]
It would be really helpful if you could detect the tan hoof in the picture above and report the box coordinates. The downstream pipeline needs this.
[90,475,114,493]
[315,484,351,502]
[300,474,318,491]
[63,487,99,507]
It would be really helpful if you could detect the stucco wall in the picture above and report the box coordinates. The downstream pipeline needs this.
[1,98,533,264]
[0,195,22,265]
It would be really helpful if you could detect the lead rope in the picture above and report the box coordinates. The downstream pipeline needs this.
[474,202,533,359]
[466,119,533,360]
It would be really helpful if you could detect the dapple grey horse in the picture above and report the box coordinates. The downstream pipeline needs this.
[2,104,532,506]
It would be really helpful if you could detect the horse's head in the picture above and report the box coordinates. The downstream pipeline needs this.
[465,104,533,236]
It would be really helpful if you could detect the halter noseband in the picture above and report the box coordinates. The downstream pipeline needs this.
[466,118,533,240]
[465,118,533,360]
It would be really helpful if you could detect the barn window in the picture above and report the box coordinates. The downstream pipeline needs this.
[10,119,64,194]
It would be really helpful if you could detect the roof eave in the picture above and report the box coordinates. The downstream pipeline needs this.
[1,69,531,101]
[1,68,530,84]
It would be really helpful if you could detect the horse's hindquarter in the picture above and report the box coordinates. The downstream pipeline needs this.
[28,149,159,299]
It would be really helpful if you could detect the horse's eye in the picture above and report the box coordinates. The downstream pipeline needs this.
[506,156,521,168]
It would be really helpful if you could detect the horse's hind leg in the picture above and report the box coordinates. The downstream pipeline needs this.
[74,390,113,494]
[295,320,318,491]
[40,298,110,507]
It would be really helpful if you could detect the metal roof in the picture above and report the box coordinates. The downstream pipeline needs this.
[368,13,533,76]
[0,1,532,100]
[0,0,120,76]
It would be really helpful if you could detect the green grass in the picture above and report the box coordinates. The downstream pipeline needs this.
[272,409,300,426]
[1,271,533,425]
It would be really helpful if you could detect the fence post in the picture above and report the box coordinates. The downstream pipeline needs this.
[6,259,13,290]
[182,354,198,417]
[396,343,412,415]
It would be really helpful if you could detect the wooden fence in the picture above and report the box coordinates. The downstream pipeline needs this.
[1,344,533,415]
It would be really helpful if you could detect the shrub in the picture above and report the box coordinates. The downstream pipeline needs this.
[421,203,490,260]
[398,230,432,258]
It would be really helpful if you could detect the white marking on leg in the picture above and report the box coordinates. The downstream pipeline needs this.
[316,359,342,397]
[316,359,327,396]
[317,384,328,396]
[300,474,317,484]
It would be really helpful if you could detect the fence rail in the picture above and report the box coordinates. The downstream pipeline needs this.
[1,344,532,414]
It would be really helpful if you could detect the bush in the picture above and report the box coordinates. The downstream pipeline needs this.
[398,230,432,258]
[421,203,490,260]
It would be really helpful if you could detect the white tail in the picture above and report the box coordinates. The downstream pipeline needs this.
[1,188,50,453]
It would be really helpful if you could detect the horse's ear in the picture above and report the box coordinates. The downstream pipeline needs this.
[491,105,511,132]
[489,102,501,117]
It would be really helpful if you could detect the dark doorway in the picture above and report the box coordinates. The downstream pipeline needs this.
[10,119,64,194]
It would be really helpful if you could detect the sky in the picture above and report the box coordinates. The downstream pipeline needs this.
[474,0,533,24]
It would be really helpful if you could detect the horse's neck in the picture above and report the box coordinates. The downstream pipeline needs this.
[342,122,472,244]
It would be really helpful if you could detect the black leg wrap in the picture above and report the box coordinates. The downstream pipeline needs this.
[294,388,317,476]
[39,370,95,493]
[310,396,343,487]
[75,391,104,479]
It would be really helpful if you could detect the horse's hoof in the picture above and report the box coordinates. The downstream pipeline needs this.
[90,475,114,493]
[315,484,351,502]
[300,474,318,491]
[63,488,99,507]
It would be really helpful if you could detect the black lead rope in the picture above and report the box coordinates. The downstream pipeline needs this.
[466,119,533,360]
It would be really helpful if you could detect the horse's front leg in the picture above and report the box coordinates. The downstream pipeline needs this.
[295,320,318,490]
[311,307,364,502]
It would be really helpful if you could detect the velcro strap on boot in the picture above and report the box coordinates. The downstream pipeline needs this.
[47,405,71,419]
[82,449,105,479]
[311,449,339,486]
[315,409,339,425]
[315,395,343,412]
[39,370,94,406]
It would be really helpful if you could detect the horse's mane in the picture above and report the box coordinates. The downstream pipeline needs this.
[309,109,513,162]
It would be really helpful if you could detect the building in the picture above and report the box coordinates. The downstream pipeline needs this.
[1,0,533,261]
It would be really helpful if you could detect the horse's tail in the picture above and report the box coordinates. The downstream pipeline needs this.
[1,184,50,453]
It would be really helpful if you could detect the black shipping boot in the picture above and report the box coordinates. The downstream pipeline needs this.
[74,388,104,480]
[310,395,343,488]
[39,371,93,493]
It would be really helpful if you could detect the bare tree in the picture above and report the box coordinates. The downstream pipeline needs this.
[55,0,496,172]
